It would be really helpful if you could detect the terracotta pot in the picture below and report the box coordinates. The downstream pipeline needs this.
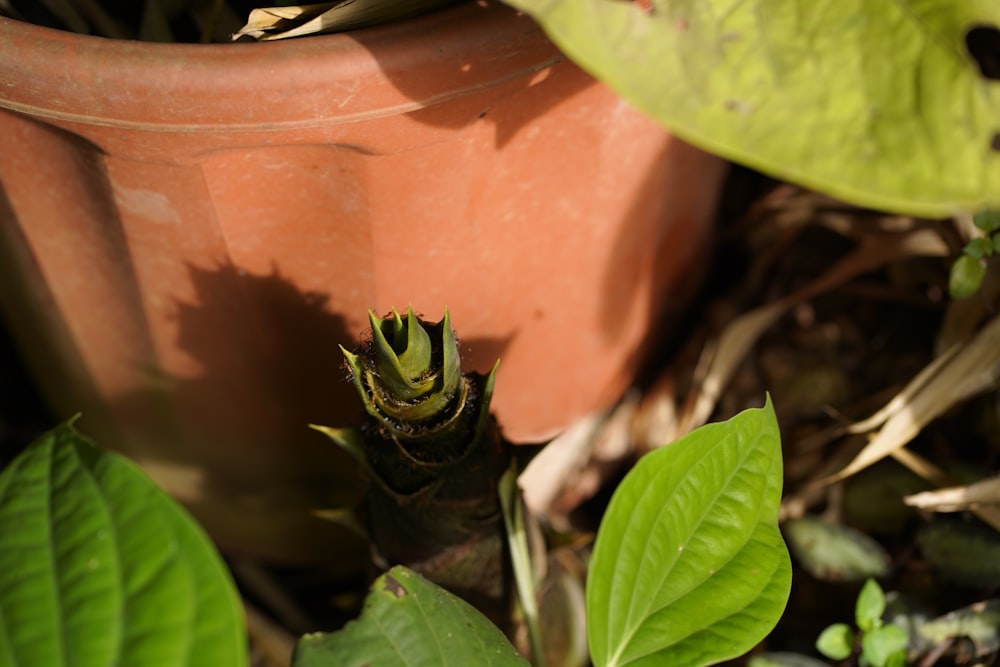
[0,1,726,563]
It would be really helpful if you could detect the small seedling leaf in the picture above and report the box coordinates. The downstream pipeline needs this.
[586,398,791,667]
[816,623,856,661]
[974,208,1000,233]
[861,624,908,667]
[856,579,887,633]
[293,566,528,667]
[964,237,995,260]
[0,422,247,667]
[950,254,987,298]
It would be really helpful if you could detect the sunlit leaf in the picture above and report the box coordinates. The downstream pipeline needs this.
[586,398,790,667]
[501,0,1000,217]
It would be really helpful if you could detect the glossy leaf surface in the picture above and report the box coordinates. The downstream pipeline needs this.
[0,422,246,667]
[586,399,791,667]
[501,0,1000,216]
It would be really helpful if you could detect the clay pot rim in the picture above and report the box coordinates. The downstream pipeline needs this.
[0,0,563,130]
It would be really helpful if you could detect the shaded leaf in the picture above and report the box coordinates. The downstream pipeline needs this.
[0,422,247,667]
[974,208,1000,233]
[950,254,986,298]
[501,0,1000,216]
[586,398,790,667]
[784,516,890,581]
[916,599,1000,656]
[292,565,528,667]
[917,522,1000,587]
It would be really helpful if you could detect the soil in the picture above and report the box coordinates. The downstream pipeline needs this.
[2,165,999,666]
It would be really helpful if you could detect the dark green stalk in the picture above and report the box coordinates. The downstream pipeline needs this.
[317,307,512,625]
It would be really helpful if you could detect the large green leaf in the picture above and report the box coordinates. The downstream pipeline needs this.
[0,422,246,667]
[502,0,1000,217]
[293,565,528,667]
[586,398,791,667]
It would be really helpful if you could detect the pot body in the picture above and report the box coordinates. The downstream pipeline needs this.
[0,1,725,562]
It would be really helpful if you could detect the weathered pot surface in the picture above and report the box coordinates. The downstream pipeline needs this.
[0,0,726,562]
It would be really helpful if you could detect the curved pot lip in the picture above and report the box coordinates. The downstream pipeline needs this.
[0,0,563,130]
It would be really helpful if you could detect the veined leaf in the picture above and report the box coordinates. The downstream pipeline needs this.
[586,398,791,667]
[501,0,1000,217]
[0,422,246,667]
[293,565,528,667]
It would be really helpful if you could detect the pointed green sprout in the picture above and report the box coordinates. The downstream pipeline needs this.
[340,307,475,438]
[371,306,435,401]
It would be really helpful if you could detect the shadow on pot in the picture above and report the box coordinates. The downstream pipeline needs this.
[350,0,592,147]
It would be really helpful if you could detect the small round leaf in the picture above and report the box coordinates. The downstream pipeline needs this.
[949,255,986,299]
[816,624,856,660]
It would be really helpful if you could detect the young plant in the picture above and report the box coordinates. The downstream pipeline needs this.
[949,208,1000,298]
[313,307,512,624]
[816,579,909,667]
[297,397,791,666]
[0,311,791,667]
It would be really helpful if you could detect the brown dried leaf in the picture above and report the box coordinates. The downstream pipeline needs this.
[678,228,948,433]
[233,0,459,40]
[905,475,1000,512]
[826,312,1000,485]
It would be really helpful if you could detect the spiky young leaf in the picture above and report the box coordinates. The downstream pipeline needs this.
[370,307,435,401]
[346,309,465,426]
[0,422,246,667]
[586,398,790,667]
